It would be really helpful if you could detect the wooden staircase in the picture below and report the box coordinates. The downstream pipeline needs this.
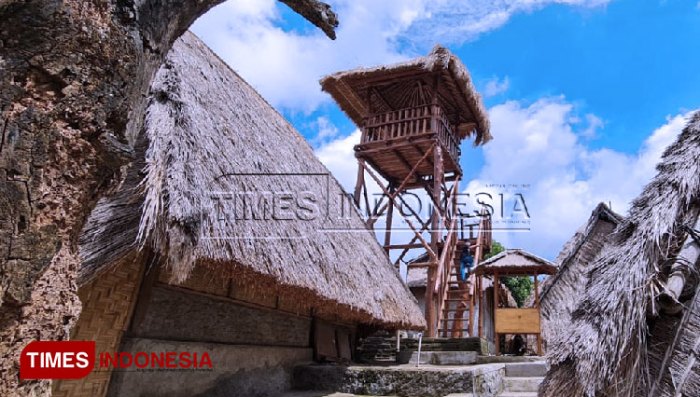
[435,214,492,338]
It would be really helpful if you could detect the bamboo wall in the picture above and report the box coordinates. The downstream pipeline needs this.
[52,256,145,397]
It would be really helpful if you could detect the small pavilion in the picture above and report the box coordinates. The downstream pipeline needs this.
[473,249,557,355]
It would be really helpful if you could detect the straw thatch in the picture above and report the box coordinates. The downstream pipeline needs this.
[539,203,623,342]
[320,45,491,145]
[474,249,557,276]
[78,31,425,330]
[541,112,700,397]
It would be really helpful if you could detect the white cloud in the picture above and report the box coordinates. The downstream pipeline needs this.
[315,97,694,260]
[192,0,611,113]
[406,0,610,44]
[469,99,693,258]
[309,116,340,147]
[315,129,361,193]
[484,76,511,97]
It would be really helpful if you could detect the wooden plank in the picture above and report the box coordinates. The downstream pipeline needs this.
[336,328,353,361]
[314,321,338,361]
[495,308,541,334]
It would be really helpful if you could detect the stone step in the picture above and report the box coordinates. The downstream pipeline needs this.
[293,364,486,397]
[504,362,547,377]
[475,356,544,365]
[401,337,488,354]
[498,393,538,397]
[503,377,544,393]
[409,351,477,365]
[281,393,391,397]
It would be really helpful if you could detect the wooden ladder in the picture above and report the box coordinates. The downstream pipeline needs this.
[435,213,492,338]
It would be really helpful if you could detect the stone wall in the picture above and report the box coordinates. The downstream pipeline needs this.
[107,338,312,397]
[130,285,312,346]
[103,280,316,396]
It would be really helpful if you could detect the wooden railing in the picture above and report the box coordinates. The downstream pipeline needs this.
[362,105,431,143]
[361,105,460,161]
[434,107,461,162]
[433,182,461,334]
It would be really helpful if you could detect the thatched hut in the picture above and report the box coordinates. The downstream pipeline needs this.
[541,112,700,397]
[537,203,623,342]
[53,32,424,397]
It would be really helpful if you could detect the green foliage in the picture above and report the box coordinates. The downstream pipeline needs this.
[501,276,533,308]
[484,241,505,260]
[482,241,532,307]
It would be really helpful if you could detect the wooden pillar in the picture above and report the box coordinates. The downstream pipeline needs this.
[478,275,484,339]
[353,161,364,208]
[468,278,475,336]
[425,73,443,338]
[425,145,442,337]
[534,272,542,355]
[384,185,394,256]
[494,272,500,356]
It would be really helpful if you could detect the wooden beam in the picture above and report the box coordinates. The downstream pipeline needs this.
[363,162,435,259]
[494,272,500,356]
[353,161,364,208]
[392,149,422,185]
[371,86,393,113]
[365,145,435,229]
[383,185,395,254]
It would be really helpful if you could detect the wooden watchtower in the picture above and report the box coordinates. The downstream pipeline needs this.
[321,46,492,337]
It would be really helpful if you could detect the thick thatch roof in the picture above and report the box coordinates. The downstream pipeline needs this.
[78,31,425,330]
[541,112,700,397]
[539,203,623,341]
[473,249,557,276]
[320,45,491,145]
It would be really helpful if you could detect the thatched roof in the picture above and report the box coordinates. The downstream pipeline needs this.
[539,203,623,341]
[541,112,700,397]
[473,249,557,276]
[320,45,491,145]
[78,31,425,330]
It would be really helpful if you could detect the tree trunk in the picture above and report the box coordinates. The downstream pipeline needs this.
[0,1,336,395]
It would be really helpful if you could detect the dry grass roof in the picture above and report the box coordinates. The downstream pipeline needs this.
[79,31,425,330]
[538,203,623,343]
[474,249,557,276]
[541,112,700,397]
[320,45,491,145]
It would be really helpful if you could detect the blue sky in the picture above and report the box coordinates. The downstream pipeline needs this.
[192,0,699,259]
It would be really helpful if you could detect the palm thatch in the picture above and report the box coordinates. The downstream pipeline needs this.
[78,31,425,330]
[474,249,557,276]
[542,112,700,397]
[320,45,491,145]
[539,203,624,342]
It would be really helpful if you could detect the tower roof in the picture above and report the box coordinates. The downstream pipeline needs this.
[321,45,491,145]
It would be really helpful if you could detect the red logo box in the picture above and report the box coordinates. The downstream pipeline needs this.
[20,341,96,380]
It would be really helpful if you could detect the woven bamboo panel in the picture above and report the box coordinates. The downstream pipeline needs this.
[52,256,145,397]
